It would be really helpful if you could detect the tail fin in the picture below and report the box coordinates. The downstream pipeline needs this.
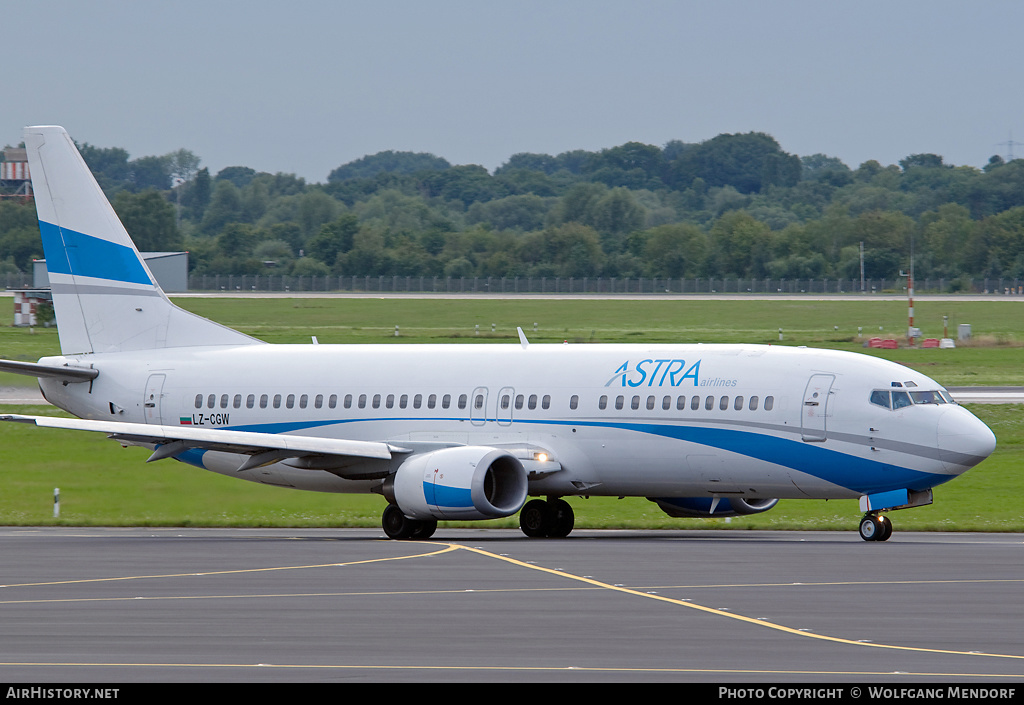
[24,125,261,354]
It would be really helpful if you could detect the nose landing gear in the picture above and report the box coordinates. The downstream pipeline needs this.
[859,513,893,542]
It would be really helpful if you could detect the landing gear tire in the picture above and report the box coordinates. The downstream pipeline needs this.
[519,498,574,538]
[519,499,551,537]
[859,514,892,542]
[548,498,574,538]
[382,504,437,540]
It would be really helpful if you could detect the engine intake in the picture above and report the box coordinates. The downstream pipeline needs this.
[649,496,779,518]
[391,446,529,521]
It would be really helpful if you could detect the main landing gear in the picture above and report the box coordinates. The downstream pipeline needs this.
[859,513,893,542]
[519,497,574,538]
[381,503,437,540]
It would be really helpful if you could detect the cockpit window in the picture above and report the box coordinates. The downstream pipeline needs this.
[872,389,952,410]
[870,390,890,409]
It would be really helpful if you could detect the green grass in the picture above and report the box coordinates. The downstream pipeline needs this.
[0,296,1022,532]
[0,401,1019,533]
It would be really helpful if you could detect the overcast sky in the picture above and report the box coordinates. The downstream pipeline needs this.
[6,1,1024,182]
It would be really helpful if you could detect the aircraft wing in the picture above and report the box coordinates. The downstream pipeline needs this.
[0,414,398,475]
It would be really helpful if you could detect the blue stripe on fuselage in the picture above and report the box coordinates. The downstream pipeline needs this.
[39,221,152,286]
[223,416,944,495]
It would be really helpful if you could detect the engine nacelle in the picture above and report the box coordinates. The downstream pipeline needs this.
[649,496,779,518]
[391,446,529,521]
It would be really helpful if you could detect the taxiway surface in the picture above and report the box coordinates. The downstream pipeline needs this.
[0,527,1021,683]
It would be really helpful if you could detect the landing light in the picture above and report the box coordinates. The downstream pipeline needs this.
[535,452,549,463]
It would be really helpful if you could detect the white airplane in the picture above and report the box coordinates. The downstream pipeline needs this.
[0,126,997,542]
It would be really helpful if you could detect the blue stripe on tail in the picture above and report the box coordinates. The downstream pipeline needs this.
[39,221,152,286]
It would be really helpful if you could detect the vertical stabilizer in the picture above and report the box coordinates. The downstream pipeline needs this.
[24,126,261,354]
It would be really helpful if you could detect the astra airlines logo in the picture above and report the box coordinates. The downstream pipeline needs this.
[605,359,701,387]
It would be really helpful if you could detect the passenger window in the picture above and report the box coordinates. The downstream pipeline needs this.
[358,394,367,409]
[528,394,537,410]
[428,394,437,409]
[372,394,381,409]
[615,395,624,410]
[677,396,686,410]
[515,394,524,410]
[273,394,282,409]
[246,394,255,409]
[569,395,578,410]
[315,394,323,409]
[286,394,295,409]
[631,396,640,410]
[734,396,743,411]
[442,394,451,409]
[233,394,242,409]
[599,395,608,410]
[749,396,759,411]
[458,394,467,410]
[764,396,774,411]
[870,390,890,409]
[194,394,203,409]
[705,396,714,411]
[502,394,511,410]
[299,394,308,409]
[220,394,229,409]
[719,396,729,411]
[474,394,484,410]
[260,394,269,409]
[691,396,700,411]
[385,394,394,409]
[542,395,550,409]
[646,396,656,410]
[207,394,216,409]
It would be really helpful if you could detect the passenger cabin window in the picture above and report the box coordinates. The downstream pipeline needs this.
[569,395,579,410]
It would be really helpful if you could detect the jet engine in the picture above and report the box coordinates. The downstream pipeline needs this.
[649,496,779,518]
[389,446,529,521]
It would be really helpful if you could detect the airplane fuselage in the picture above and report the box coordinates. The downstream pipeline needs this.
[38,342,991,503]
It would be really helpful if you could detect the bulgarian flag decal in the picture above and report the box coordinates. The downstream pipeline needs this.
[179,416,192,425]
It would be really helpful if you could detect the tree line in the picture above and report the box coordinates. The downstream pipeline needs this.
[3,131,1024,288]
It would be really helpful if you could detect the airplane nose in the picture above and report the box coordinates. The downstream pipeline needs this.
[936,407,996,473]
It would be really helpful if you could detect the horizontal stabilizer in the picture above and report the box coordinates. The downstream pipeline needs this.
[0,359,98,383]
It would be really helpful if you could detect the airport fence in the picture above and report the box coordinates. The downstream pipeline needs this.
[182,274,1023,296]
[4,272,1023,296]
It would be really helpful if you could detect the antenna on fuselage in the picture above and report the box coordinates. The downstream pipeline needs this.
[517,327,530,349]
